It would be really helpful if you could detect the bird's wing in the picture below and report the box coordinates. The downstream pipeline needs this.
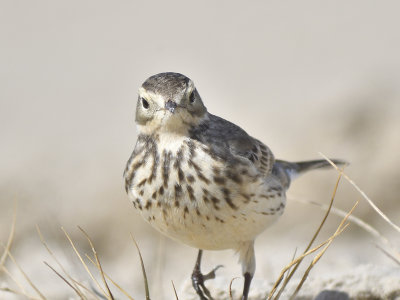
[190,114,275,177]
[228,137,275,177]
[251,139,275,176]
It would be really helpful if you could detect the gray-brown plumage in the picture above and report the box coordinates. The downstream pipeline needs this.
[124,72,345,300]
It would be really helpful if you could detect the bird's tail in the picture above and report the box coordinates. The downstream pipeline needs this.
[272,159,347,189]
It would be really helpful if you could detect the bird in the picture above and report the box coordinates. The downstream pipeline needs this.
[123,72,345,300]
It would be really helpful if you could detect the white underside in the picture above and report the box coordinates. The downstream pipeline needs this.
[127,134,286,251]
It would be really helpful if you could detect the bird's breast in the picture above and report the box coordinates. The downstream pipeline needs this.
[124,133,286,250]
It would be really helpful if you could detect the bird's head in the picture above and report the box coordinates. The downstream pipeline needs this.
[135,72,207,135]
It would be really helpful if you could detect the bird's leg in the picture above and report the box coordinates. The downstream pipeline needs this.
[241,272,253,300]
[238,241,256,300]
[191,249,223,300]
[191,250,211,300]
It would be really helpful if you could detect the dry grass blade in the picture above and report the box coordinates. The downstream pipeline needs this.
[61,227,107,297]
[44,261,84,299]
[0,286,41,300]
[2,248,46,300]
[85,254,135,300]
[171,280,179,300]
[290,200,359,299]
[274,172,342,299]
[229,277,239,300]
[283,248,297,283]
[319,152,400,233]
[0,204,40,300]
[289,228,351,300]
[38,228,100,299]
[293,197,400,262]
[1,264,28,296]
[78,226,114,300]
[130,234,150,300]
[0,205,17,270]
[267,227,346,300]
[375,244,400,266]
[36,225,87,298]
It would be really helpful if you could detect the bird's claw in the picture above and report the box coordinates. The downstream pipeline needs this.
[191,265,224,300]
[203,264,224,281]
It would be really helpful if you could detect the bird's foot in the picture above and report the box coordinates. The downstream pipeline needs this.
[191,265,223,300]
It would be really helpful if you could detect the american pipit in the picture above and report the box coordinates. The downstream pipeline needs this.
[124,72,345,300]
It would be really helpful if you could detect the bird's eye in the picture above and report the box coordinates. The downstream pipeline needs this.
[189,91,196,103]
[141,98,149,109]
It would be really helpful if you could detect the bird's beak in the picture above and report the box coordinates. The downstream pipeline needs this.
[165,100,177,113]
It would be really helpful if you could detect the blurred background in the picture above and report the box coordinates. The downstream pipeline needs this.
[1,0,399,298]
